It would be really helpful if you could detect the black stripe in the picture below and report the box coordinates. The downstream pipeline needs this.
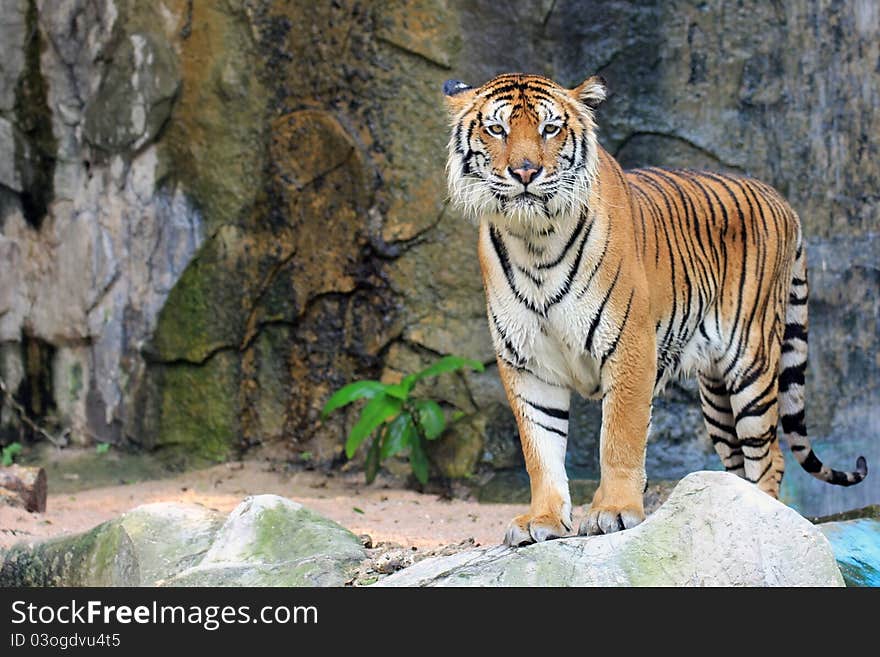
[489,308,525,367]
[730,365,763,395]
[743,446,771,461]
[783,322,808,342]
[536,217,588,270]
[781,409,806,434]
[700,392,730,415]
[544,219,593,308]
[703,412,735,435]
[710,434,740,449]
[735,398,775,424]
[778,362,806,392]
[746,458,774,483]
[800,449,822,473]
[489,226,543,315]
[701,379,728,396]
[515,265,544,287]
[600,290,635,368]
[532,421,567,437]
[701,173,749,368]
[584,261,622,354]
[741,435,773,448]
[519,397,569,421]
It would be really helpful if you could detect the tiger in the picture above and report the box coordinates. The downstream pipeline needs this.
[442,72,868,547]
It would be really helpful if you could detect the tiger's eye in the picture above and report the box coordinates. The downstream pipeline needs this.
[487,124,506,136]
[543,124,561,138]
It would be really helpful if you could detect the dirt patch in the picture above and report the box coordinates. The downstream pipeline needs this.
[1,453,677,584]
[0,458,524,551]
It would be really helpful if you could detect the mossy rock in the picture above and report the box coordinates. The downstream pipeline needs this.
[0,496,367,587]
[0,521,139,587]
[144,349,241,464]
[379,472,845,587]
[162,495,367,587]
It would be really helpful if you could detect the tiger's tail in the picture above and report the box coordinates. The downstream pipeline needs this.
[778,236,867,486]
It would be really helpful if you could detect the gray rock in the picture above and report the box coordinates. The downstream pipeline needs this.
[0,518,140,587]
[0,117,21,191]
[377,472,844,587]
[160,495,367,587]
[117,502,225,585]
[83,32,180,154]
[0,0,27,112]
[0,495,367,587]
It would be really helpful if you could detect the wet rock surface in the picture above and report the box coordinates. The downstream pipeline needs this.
[817,517,880,587]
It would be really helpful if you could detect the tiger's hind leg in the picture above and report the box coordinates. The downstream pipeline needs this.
[698,373,745,477]
[725,361,786,498]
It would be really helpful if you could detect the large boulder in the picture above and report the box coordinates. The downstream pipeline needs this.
[163,495,367,587]
[0,495,366,587]
[377,472,845,587]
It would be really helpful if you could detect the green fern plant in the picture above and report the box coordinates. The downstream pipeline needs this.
[321,355,484,484]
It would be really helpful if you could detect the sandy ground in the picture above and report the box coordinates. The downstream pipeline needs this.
[0,459,528,551]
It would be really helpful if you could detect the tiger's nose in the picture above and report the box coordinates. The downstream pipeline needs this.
[509,163,542,185]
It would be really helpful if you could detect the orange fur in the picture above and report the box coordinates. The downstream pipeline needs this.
[446,73,867,543]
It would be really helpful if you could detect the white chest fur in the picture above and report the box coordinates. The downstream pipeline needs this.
[479,217,606,399]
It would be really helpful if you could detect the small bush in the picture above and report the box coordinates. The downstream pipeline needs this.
[321,355,484,484]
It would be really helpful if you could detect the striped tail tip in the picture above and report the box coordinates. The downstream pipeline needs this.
[828,454,868,487]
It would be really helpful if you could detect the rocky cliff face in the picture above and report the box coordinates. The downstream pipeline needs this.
[0,1,876,513]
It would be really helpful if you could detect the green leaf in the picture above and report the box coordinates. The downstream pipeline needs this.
[321,381,389,418]
[381,413,415,459]
[344,394,402,458]
[96,442,110,455]
[365,431,381,484]
[409,435,429,484]
[402,355,485,394]
[2,442,22,467]
[382,383,410,401]
[414,400,445,440]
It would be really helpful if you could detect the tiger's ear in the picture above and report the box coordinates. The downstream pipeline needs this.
[571,75,607,110]
[443,79,477,115]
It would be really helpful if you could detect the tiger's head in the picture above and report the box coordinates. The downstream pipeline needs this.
[443,73,606,231]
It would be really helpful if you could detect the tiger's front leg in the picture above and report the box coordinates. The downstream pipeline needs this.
[497,359,573,546]
[579,331,656,536]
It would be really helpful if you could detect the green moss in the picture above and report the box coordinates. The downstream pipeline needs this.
[0,522,139,586]
[150,226,247,363]
[153,350,240,465]
[158,1,269,232]
[251,504,363,565]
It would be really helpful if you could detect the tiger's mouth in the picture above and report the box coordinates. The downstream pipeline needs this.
[505,192,546,209]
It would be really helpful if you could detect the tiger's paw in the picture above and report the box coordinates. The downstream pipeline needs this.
[578,503,645,536]
[504,512,572,547]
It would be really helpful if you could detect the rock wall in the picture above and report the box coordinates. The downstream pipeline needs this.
[0,1,876,512]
